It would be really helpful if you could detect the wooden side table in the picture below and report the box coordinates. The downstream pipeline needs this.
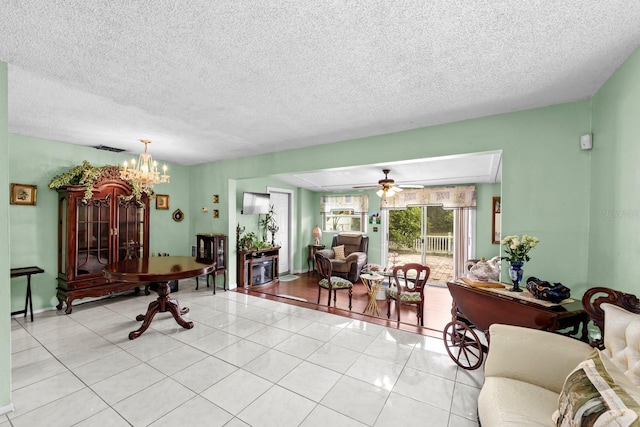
[307,244,325,273]
[361,273,384,317]
[11,266,45,322]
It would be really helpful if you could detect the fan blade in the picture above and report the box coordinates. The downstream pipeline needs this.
[353,185,381,189]
[398,184,424,189]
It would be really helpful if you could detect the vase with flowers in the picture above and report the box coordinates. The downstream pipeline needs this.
[501,235,539,292]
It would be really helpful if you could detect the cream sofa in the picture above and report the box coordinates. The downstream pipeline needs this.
[478,288,640,426]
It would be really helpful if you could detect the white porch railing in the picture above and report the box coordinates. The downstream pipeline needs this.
[413,233,453,255]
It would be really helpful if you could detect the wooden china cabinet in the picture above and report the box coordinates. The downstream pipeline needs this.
[56,167,150,313]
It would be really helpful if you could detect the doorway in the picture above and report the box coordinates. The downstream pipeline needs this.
[267,187,293,275]
[386,206,455,283]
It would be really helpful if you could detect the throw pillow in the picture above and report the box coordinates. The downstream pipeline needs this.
[601,303,640,386]
[333,245,346,260]
[556,349,640,426]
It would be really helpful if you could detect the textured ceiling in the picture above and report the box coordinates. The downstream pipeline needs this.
[1,1,640,171]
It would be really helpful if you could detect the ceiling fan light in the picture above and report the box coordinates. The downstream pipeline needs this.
[377,187,396,198]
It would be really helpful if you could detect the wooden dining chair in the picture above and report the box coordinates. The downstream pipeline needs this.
[315,252,353,310]
[386,263,431,325]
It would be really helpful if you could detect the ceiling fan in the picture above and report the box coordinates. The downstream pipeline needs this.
[353,169,424,197]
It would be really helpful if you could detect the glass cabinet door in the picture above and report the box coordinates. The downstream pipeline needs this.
[117,198,146,261]
[216,236,226,269]
[76,198,111,276]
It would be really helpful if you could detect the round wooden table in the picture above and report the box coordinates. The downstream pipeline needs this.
[103,256,215,339]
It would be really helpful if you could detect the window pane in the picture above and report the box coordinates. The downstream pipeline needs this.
[320,195,368,232]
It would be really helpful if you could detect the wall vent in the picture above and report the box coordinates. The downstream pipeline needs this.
[95,145,125,153]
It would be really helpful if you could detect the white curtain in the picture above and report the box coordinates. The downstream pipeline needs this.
[453,208,474,279]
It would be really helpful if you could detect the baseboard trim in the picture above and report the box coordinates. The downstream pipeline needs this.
[0,403,14,416]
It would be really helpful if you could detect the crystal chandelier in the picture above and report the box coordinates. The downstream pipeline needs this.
[120,139,170,192]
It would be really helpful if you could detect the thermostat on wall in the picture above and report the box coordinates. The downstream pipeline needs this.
[580,133,593,150]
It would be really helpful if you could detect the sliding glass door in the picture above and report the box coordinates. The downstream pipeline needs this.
[386,206,455,283]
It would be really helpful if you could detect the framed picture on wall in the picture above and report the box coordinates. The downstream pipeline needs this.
[10,183,37,205]
[156,194,169,210]
[492,196,501,244]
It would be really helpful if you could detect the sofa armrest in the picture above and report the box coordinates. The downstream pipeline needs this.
[316,249,335,259]
[485,324,593,393]
[349,251,367,264]
[345,252,359,263]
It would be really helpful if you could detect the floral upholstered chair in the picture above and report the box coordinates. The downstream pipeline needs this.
[315,252,353,310]
[386,263,430,325]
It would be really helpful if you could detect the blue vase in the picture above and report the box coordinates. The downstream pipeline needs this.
[509,261,524,292]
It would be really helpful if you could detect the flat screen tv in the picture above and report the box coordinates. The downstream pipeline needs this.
[242,192,270,215]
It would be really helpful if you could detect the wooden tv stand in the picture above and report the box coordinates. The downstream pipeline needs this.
[237,247,280,288]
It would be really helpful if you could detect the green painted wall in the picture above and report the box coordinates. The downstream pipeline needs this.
[190,101,592,293]
[8,134,191,313]
[476,182,502,260]
[1,61,12,411]
[588,47,640,293]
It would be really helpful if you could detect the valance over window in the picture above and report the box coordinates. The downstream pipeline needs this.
[380,185,476,209]
[320,195,369,213]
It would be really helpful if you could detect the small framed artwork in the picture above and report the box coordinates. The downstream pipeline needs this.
[156,194,169,210]
[213,209,219,218]
[10,183,37,206]
[492,196,501,244]
[212,194,219,203]
[172,209,184,222]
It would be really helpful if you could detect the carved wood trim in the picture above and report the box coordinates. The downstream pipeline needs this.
[582,287,640,348]
[95,166,124,184]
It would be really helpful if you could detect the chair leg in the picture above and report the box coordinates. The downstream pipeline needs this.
[333,289,337,307]
[348,288,352,311]
[317,287,321,304]
[386,297,391,319]
[396,298,401,323]
[327,287,332,306]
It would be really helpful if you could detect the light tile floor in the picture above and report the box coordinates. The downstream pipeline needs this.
[3,280,482,427]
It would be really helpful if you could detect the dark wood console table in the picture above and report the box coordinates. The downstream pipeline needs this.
[11,266,45,322]
[237,247,280,288]
[103,256,214,339]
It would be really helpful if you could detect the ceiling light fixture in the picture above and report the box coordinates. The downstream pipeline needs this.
[120,139,170,192]
[376,186,402,198]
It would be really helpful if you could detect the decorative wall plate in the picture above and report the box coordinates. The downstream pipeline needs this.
[172,209,184,222]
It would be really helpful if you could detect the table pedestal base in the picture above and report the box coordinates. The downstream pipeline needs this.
[129,281,193,340]
[361,274,383,317]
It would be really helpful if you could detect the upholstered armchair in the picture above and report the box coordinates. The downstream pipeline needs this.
[315,234,368,282]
